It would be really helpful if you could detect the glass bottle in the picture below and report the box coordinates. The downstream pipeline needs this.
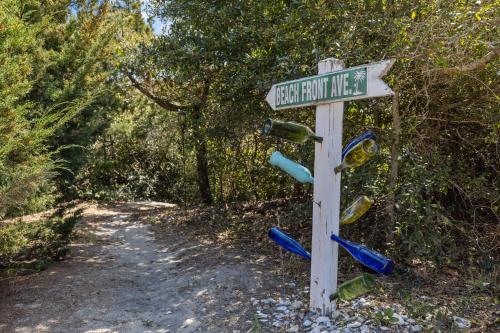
[263,119,323,143]
[268,227,311,260]
[329,273,375,301]
[269,151,314,184]
[340,196,374,225]
[330,234,394,275]
[335,131,378,173]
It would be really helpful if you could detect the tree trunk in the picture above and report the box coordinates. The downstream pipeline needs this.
[192,104,213,205]
[386,84,400,242]
[126,72,213,204]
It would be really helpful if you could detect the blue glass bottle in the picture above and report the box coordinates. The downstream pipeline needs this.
[268,227,311,260]
[330,234,393,275]
[269,151,314,184]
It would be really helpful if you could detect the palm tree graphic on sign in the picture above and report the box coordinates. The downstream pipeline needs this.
[353,70,366,95]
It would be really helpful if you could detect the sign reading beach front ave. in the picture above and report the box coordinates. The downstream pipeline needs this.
[266,60,394,110]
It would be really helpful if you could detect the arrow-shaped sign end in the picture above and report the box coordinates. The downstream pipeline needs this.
[266,86,276,110]
[379,59,395,78]
[370,59,395,79]
[367,59,395,97]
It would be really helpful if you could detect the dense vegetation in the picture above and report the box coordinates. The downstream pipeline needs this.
[0,0,498,273]
[0,203,81,271]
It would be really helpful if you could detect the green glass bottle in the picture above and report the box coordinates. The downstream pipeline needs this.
[334,138,378,173]
[262,119,323,143]
[340,196,374,225]
[329,273,375,301]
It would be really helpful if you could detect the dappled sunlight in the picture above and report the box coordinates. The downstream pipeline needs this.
[157,255,184,264]
[129,201,177,210]
[1,201,277,332]
[196,288,208,297]
[84,329,114,333]
[180,317,198,328]
[121,246,143,251]
[83,256,112,264]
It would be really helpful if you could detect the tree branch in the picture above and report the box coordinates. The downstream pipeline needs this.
[434,47,499,76]
[438,100,468,112]
[124,71,189,112]
[424,117,491,127]
[386,84,400,231]
[199,77,211,104]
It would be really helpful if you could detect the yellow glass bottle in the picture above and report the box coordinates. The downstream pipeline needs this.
[329,273,375,301]
[335,138,378,173]
[340,196,374,225]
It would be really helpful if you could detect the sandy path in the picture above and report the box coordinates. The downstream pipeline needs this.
[0,202,270,333]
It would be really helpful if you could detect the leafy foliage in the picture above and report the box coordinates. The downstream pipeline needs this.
[0,206,82,271]
[76,98,193,203]
[0,0,66,218]
[126,0,498,266]
[0,0,139,216]
[0,0,497,270]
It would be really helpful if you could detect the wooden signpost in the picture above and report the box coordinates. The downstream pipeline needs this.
[266,58,394,315]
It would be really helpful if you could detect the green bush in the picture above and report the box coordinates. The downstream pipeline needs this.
[75,104,193,204]
[0,209,81,271]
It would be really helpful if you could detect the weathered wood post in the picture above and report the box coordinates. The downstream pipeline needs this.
[309,58,344,315]
[265,57,394,315]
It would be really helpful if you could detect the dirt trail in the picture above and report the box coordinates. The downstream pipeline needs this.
[0,202,273,333]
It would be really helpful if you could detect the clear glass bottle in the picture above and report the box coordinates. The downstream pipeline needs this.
[263,119,322,143]
[340,196,374,225]
[329,273,375,301]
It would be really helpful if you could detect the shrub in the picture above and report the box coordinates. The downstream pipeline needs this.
[0,208,82,271]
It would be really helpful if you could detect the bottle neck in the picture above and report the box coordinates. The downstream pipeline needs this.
[310,134,323,143]
[331,234,354,252]
[334,162,347,173]
[329,292,339,301]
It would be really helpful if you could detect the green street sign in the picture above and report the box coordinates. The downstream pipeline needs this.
[266,60,394,110]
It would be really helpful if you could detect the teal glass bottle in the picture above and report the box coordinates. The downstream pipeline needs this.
[269,151,314,184]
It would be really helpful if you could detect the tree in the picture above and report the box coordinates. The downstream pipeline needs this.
[0,0,140,216]
[0,0,75,217]
[125,0,498,264]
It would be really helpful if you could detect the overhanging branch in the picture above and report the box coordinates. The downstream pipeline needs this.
[434,47,499,76]
[125,71,189,112]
